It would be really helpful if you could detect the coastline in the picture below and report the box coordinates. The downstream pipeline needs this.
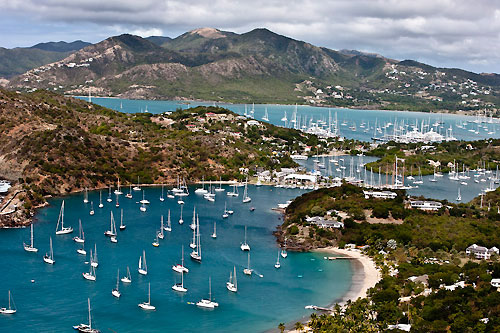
[313,247,381,306]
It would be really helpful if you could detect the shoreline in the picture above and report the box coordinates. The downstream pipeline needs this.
[313,247,381,306]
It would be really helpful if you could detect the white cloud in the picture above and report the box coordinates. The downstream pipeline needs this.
[1,0,499,73]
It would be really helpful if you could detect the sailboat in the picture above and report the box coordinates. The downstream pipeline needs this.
[140,201,147,212]
[73,298,99,333]
[91,244,98,268]
[112,269,121,298]
[215,177,225,192]
[164,210,172,232]
[104,211,117,237]
[275,251,281,269]
[121,266,132,283]
[115,194,119,208]
[119,209,126,230]
[226,266,237,292]
[242,181,251,203]
[190,216,202,262]
[133,176,141,191]
[77,244,86,255]
[456,187,462,201]
[23,223,38,252]
[211,222,217,239]
[106,187,113,202]
[114,178,123,195]
[412,167,423,184]
[83,252,97,281]
[172,245,189,273]
[83,188,89,203]
[157,216,165,239]
[240,226,250,251]
[178,204,184,224]
[195,177,208,194]
[190,219,197,249]
[98,191,104,208]
[138,283,155,310]
[160,184,165,202]
[227,183,239,197]
[0,290,16,314]
[43,236,55,264]
[196,277,218,308]
[73,219,85,243]
[152,234,160,247]
[243,252,252,275]
[190,207,197,230]
[222,202,229,218]
[138,250,148,275]
[55,201,73,235]
[281,239,288,258]
[172,270,187,292]
[89,202,95,216]
[262,108,269,121]
[125,184,133,199]
[139,190,150,204]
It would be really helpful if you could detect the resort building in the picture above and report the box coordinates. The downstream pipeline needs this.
[465,244,499,260]
[409,200,443,211]
[363,190,397,199]
[306,216,344,229]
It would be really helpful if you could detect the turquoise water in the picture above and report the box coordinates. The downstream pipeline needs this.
[0,186,352,332]
[80,97,500,142]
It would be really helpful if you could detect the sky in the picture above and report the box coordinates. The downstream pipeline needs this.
[1,0,499,74]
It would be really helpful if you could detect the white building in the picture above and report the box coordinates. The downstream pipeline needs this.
[410,200,443,211]
[490,278,500,288]
[466,244,499,260]
[363,190,397,199]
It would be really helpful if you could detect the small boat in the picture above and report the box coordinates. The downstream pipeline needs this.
[139,190,150,204]
[120,266,132,283]
[152,234,160,247]
[243,252,252,275]
[164,210,172,232]
[172,245,189,273]
[73,298,100,333]
[138,283,155,310]
[227,183,239,197]
[211,222,217,239]
[115,194,119,208]
[178,204,184,224]
[262,108,269,122]
[114,178,123,195]
[222,202,229,218]
[195,177,208,194]
[23,223,38,252]
[119,209,126,230]
[240,226,250,251]
[77,245,86,256]
[43,237,55,264]
[250,206,255,212]
[140,202,147,212]
[73,219,85,243]
[0,290,16,314]
[91,244,98,268]
[172,270,187,293]
[89,201,95,216]
[104,211,117,237]
[275,251,281,269]
[189,207,197,230]
[178,199,185,205]
[138,250,148,275]
[98,191,104,208]
[456,187,462,201]
[133,176,141,191]
[190,216,202,262]
[160,184,165,202]
[281,239,288,258]
[112,269,121,298]
[215,177,225,192]
[125,184,133,199]
[83,253,97,281]
[110,235,117,243]
[242,181,251,203]
[106,187,113,202]
[158,216,165,239]
[190,219,197,249]
[83,188,89,204]
[55,201,73,235]
[226,266,237,292]
[196,277,218,309]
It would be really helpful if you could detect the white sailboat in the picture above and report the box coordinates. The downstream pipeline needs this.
[140,201,147,212]
[138,250,148,275]
[55,201,73,235]
[196,277,218,309]
[172,270,187,293]
[133,176,141,191]
[89,201,95,216]
[190,218,197,249]
[114,178,123,195]
[281,238,288,258]
[107,187,113,202]
[98,191,104,208]
[91,244,98,268]
[121,266,132,283]
[275,251,281,269]
[43,236,55,264]
[23,223,38,252]
[164,210,172,232]
[112,269,121,298]
[240,226,250,251]
[125,184,133,199]
[178,204,184,224]
[172,245,189,273]
[226,266,237,292]
[195,177,208,194]
[138,283,155,310]
[456,187,462,201]
[227,183,239,197]
[83,252,97,281]
[190,216,202,262]
[190,207,197,230]
[211,222,217,239]
[243,252,252,275]
[242,181,251,203]
[119,209,126,230]
[104,211,117,237]
[262,108,269,121]
[222,202,229,218]
[412,167,423,184]
[83,188,89,203]
[157,216,165,239]
[115,193,119,208]
[152,234,159,247]
[215,177,225,192]
[0,290,16,314]
[77,244,86,256]
[139,190,150,204]
[73,298,99,333]
[160,184,165,202]
[73,219,85,243]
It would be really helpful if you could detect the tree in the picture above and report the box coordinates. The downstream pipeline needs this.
[294,322,304,332]
[278,323,285,333]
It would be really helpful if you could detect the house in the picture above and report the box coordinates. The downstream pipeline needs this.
[363,190,397,199]
[410,200,442,211]
[306,216,344,229]
[490,278,500,288]
[466,244,499,260]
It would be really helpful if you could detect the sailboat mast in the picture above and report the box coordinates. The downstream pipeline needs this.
[30,224,34,247]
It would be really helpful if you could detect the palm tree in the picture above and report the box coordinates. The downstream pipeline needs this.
[278,322,285,333]
[294,322,304,332]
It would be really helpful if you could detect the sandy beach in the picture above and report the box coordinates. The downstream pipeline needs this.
[313,247,381,305]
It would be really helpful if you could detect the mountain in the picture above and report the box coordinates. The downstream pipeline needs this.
[30,40,91,52]
[0,40,90,79]
[6,28,500,111]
